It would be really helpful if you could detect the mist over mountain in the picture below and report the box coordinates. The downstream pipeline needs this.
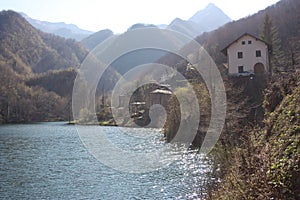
[81,29,113,50]
[159,0,300,74]
[81,3,231,49]
[79,3,232,75]
[189,3,231,32]
[127,23,157,31]
[167,3,231,37]
[157,24,168,29]
[20,12,93,41]
[167,18,204,38]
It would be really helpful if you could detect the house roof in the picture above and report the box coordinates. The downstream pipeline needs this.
[221,33,269,56]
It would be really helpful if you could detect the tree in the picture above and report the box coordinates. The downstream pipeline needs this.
[260,14,285,73]
[288,36,300,70]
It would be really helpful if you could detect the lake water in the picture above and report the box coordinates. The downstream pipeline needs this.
[0,122,210,199]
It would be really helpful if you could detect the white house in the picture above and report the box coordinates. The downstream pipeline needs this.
[222,33,270,76]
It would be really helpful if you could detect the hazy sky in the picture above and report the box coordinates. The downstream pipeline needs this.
[0,0,280,33]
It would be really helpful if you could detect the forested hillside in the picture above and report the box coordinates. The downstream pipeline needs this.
[0,10,123,124]
[208,72,300,200]
[0,10,88,74]
[0,10,89,123]
[0,63,69,123]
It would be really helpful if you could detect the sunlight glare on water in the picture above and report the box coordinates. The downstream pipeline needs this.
[0,122,210,199]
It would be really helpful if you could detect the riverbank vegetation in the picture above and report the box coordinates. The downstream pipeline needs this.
[207,72,299,200]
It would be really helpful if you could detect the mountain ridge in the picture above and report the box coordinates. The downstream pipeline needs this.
[0,10,88,74]
[189,3,232,32]
[18,3,231,42]
[0,10,121,123]
[81,29,113,50]
[79,3,232,75]
[81,3,232,49]
[159,0,300,72]
[20,12,93,41]
[166,3,231,37]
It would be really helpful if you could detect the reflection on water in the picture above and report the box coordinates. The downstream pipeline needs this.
[0,122,210,199]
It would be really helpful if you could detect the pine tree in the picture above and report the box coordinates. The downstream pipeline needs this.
[260,14,285,73]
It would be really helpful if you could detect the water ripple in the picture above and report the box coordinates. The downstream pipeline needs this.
[0,122,209,199]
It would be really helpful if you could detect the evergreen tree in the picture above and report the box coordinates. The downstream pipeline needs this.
[260,14,285,73]
[288,36,300,70]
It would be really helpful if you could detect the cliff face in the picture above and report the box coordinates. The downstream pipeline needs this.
[210,72,300,200]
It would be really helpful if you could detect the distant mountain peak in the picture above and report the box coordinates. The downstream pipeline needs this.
[188,3,231,32]
[205,3,225,13]
[19,12,93,41]
[166,4,231,38]
[171,18,184,23]
[127,23,157,31]
[206,3,217,8]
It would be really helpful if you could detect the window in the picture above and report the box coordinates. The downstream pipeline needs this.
[238,66,244,73]
[248,40,252,44]
[238,52,243,59]
[242,41,246,45]
[256,50,261,57]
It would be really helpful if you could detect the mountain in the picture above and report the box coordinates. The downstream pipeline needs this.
[189,3,231,32]
[81,23,169,75]
[196,0,300,68]
[0,10,89,122]
[0,10,88,74]
[81,29,113,50]
[88,27,169,75]
[0,10,120,85]
[160,0,300,71]
[81,23,159,51]
[127,23,157,31]
[81,4,231,51]
[80,4,231,75]
[0,10,120,123]
[20,12,93,41]
[157,24,168,29]
[167,18,204,38]
[167,3,231,37]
